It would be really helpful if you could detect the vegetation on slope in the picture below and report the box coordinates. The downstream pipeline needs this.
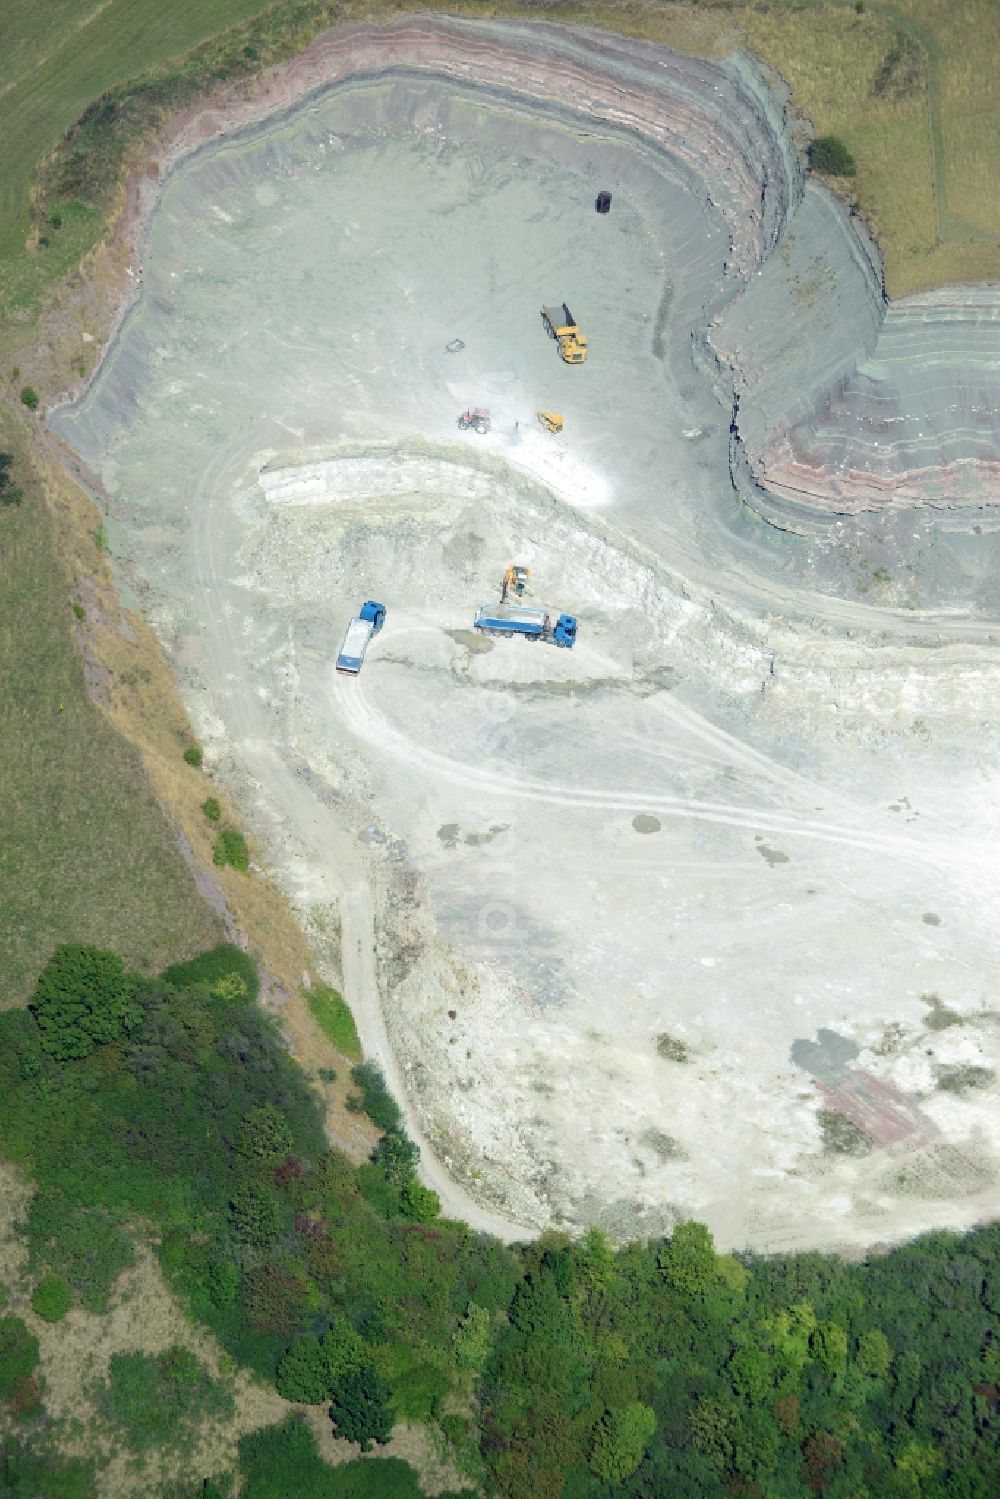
[0,942,997,1496]
[0,434,221,1000]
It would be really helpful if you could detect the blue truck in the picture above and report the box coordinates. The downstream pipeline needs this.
[336,600,386,674]
[473,602,577,648]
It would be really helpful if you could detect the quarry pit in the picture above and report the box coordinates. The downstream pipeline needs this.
[52,17,1000,1251]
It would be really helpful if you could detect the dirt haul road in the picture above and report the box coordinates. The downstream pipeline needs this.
[50,21,1000,1252]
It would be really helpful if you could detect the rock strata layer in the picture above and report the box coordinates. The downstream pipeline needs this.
[262,15,997,523]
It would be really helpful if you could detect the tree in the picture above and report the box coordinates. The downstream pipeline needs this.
[658,1221,718,1297]
[30,945,140,1061]
[802,1430,844,1493]
[576,1228,615,1293]
[857,1328,892,1379]
[320,1323,365,1386]
[688,1396,734,1472]
[207,1260,238,1309]
[276,1335,330,1404]
[453,1303,493,1371]
[729,1343,771,1402]
[370,1129,418,1185]
[276,1323,365,1404]
[810,1320,848,1375]
[328,1364,393,1451]
[808,135,857,176]
[590,1401,657,1482]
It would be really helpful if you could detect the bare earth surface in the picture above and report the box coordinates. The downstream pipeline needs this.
[50,18,1000,1252]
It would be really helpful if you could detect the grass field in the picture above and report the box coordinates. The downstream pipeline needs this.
[739,0,999,293]
[882,0,1000,238]
[0,413,222,1001]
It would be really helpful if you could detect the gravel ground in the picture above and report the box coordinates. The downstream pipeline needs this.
[51,61,1000,1250]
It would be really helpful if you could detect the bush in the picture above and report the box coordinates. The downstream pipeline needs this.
[239,1104,293,1164]
[96,1347,233,1453]
[349,1064,402,1134]
[202,797,222,822]
[31,1274,72,1323]
[808,135,857,176]
[399,1178,440,1224]
[306,985,361,1061]
[0,1317,39,1399]
[238,1417,433,1498]
[0,452,22,507]
[19,388,39,411]
[29,944,141,1062]
[229,1183,284,1246]
[26,1191,134,1312]
[183,744,203,767]
[161,942,257,1000]
[0,1439,94,1498]
[213,830,249,872]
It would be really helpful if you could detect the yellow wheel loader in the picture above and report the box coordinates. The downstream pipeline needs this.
[540,304,589,364]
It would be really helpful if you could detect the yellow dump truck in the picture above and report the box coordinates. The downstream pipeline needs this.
[541,304,588,365]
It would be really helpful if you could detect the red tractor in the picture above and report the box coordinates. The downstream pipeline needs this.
[457,407,491,435]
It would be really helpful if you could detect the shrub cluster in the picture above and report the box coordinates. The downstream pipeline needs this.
[0,452,22,507]
[1,945,998,1498]
[213,829,249,872]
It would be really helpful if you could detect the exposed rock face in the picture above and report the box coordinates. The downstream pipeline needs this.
[66,14,997,524]
[284,16,997,523]
[749,287,1000,517]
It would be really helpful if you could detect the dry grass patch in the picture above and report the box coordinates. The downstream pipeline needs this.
[0,411,222,1002]
[18,417,375,1157]
[303,1406,473,1494]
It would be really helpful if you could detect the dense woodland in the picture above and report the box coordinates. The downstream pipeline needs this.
[0,943,996,1496]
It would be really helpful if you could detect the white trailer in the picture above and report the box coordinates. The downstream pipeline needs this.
[336,601,386,675]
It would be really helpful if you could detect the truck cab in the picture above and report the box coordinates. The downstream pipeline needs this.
[554,614,577,648]
[360,600,386,633]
